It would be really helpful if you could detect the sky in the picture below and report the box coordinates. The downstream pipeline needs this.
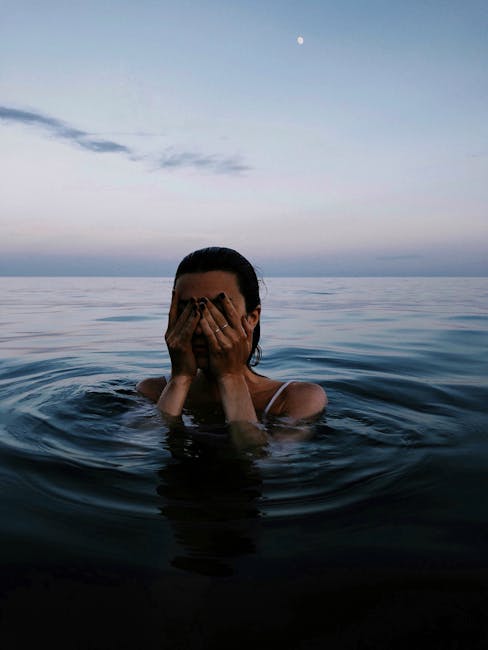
[1,0,487,276]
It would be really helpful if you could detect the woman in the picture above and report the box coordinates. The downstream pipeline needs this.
[137,247,327,446]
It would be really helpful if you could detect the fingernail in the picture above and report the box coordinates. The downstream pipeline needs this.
[218,292,225,300]
[199,302,205,312]
[200,297,208,303]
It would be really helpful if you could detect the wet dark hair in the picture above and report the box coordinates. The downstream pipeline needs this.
[174,247,262,366]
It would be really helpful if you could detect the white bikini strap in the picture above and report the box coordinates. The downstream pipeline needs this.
[263,380,293,416]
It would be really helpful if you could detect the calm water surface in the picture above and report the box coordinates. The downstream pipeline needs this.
[1,276,487,649]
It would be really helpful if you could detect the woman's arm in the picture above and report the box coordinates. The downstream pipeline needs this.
[281,382,328,422]
[136,376,166,401]
[157,375,194,418]
[262,382,327,442]
[217,374,268,448]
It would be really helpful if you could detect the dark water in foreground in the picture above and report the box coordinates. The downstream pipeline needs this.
[1,276,487,649]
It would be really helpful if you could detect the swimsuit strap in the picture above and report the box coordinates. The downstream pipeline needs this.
[263,380,294,416]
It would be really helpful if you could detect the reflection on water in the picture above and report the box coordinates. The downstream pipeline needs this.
[157,433,263,576]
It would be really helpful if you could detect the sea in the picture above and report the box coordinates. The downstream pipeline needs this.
[0,276,487,650]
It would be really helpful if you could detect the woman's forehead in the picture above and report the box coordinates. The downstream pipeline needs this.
[175,271,241,300]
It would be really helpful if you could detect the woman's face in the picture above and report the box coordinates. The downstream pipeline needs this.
[174,271,260,369]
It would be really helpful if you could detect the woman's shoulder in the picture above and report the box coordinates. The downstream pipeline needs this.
[268,380,327,420]
[136,376,167,402]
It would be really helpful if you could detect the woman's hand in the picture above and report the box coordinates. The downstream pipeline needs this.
[157,292,200,418]
[165,291,200,379]
[198,293,261,434]
[198,293,253,378]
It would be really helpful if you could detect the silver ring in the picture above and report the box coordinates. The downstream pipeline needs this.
[214,327,221,334]
[221,323,229,330]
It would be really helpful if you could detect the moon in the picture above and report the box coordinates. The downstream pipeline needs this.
[297,35,304,45]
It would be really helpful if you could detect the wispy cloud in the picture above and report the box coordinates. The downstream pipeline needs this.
[0,105,249,175]
[0,106,134,157]
[157,150,249,174]
[469,150,488,159]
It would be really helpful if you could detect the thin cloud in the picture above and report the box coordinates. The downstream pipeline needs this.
[0,106,134,157]
[157,150,250,174]
[0,105,250,175]
[469,150,488,158]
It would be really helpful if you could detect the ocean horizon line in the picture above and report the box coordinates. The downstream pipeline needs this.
[1,273,487,279]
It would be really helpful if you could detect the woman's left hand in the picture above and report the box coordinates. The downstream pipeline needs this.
[198,293,253,378]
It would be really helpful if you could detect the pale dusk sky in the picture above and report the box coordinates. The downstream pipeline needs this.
[1,1,487,276]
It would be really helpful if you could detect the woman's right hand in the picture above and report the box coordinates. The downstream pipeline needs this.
[164,291,200,379]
